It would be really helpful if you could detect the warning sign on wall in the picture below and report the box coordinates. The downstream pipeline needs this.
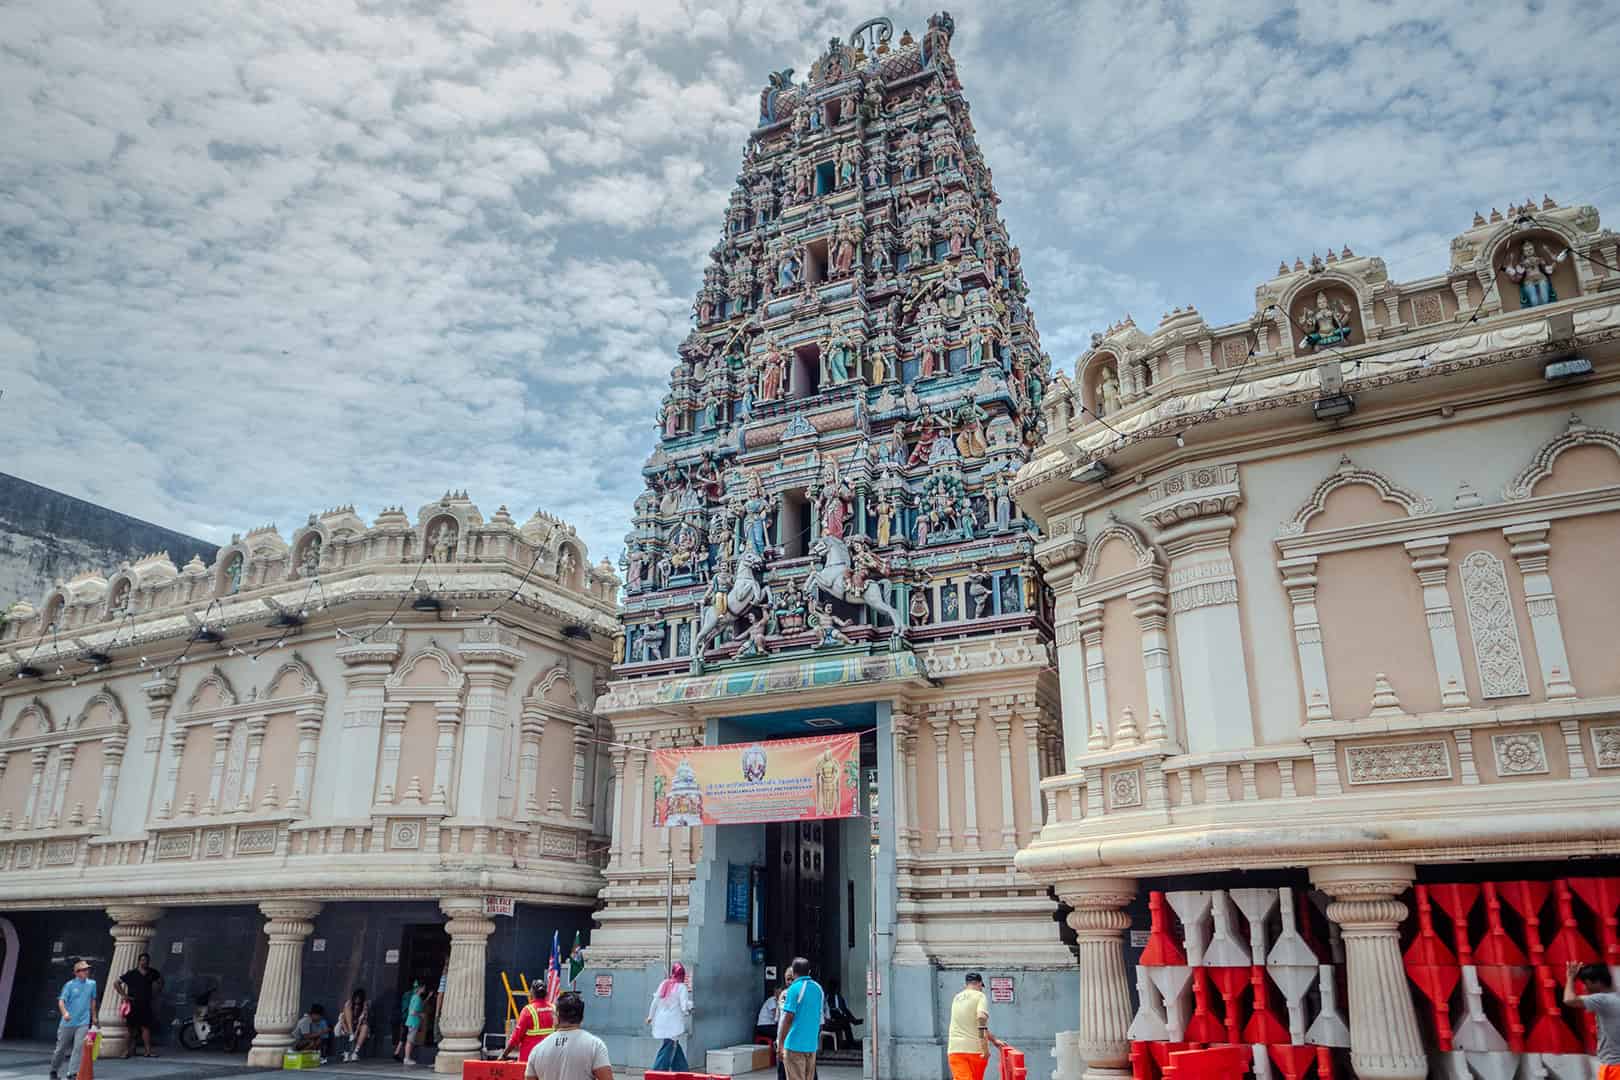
[988,976,1015,1004]
[594,974,613,998]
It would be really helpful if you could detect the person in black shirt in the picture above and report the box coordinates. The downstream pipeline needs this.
[114,953,164,1057]
[824,980,862,1050]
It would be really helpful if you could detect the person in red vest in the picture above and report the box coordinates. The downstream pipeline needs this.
[501,987,556,1064]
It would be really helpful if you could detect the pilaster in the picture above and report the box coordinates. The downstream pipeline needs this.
[1036,529,1089,769]
[1278,556,1333,721]
[1155,515,1252,751]
[1310,864,1426,1080]
[989,698,1018,850]
[138,674,177,824]
[454,628,524,819]
[237,718,267,813]
[289,706,321,813]
[1078,604,1109,750]
[334,632,399,817]
[928,705,953,852]
[1404,537,1470,709]
[1503,522,1578,699]
[955,702,981,853]
[95,734,126,829]
[1128,584,1177,743]
[890,708,916,857]
[246,901,322,1067]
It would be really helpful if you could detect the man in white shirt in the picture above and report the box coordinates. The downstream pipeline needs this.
[526,992,612,1080]
[755,986,780,1040]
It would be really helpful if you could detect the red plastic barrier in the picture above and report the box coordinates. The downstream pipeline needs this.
[1165,1045,1247,1080]
[463,1061,526,1080]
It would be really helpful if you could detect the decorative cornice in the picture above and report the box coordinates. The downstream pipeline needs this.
[1141,463,1242,529]
[1278,455,1434,537]
[1504,413,1620,500]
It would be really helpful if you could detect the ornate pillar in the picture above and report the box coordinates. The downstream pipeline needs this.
[1130,583,1177,741]
[889,708,914,857]
[1310,864,1427,1080]
[1078,604,1110,749]
[156,726,185,819]
[237,718,267,812]
[989,697,1018,850]
[516,707,544,816]
[93,734,126,828]
[928,706,953,852]
[435,897,497,1074]
[1146,466,1252,752]
[1405,538,1471,709]
[1060,878,1138,1080]
[628,736,647,863]
[246,901,322,1067]
[378,702,407,802]
[139,674,177,823]
[205,720,231,813]
[289,706,321,813]
[955,703,981,852]
[1020,703,1045,844]
[607,746,628,868]
[49,744,77,827]
[1504,522,1578,699]
[334,632,400,817]
[96,906,163,1056]
[570,720,590,820]
[1036,530,1088,768]
[431,701,459,808]
[23,747,47,828]
[1278,556,1333,721]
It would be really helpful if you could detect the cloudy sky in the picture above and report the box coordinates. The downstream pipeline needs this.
[3,0,1616,567]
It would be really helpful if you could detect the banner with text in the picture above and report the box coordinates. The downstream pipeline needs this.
[651,733,861,826]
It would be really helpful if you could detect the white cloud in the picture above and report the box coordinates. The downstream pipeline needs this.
[0,0,1614,574]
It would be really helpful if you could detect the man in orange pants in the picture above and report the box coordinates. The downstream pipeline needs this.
[501,988,556,1064]
[945,973,993,1080]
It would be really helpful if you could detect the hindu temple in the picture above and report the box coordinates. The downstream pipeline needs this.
[592,12,1068,1077]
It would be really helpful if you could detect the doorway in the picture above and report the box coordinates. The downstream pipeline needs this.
[397,924,450,1048]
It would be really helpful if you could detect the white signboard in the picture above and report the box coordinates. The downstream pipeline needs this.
[483,896,515,917]
[312,939,327,953]
[1129,930,1151,949]
[989,976,1015,1004]
[170,941,184,955]
[385,949,400,965]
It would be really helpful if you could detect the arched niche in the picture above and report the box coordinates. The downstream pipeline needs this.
[1492,228,1581,312]
[1286,279,1366,358]
[555,541,585,592]
[105,576,134,619]
[289,528,325,580]
[215,548,247,597]
[1279,456,1434,535]
[1505,415,1620,500]
[422,513,461,564]
[1077,350,1123,419]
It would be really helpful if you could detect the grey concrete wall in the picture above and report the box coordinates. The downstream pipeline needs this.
[0,472,217,607]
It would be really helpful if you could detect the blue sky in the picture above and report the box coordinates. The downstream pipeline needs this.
[3,0,1616,567]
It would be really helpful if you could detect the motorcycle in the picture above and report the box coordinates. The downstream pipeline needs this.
[177,988,253,1052]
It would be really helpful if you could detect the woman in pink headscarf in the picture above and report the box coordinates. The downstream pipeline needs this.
[645,962,693,1071]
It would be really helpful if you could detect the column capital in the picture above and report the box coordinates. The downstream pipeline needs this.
[259,900,322,930]
[107,905,164,929]
[440,897,497,938]
[1309,862,1415,899]
[141,674,178,701]
[1056,876,1138,912]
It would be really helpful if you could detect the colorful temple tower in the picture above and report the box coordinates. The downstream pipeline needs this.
[594,13,1071,1078]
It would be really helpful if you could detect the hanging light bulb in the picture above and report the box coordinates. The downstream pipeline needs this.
[1175,433,1185,448]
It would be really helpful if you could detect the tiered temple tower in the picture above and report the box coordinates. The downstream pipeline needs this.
[595,14,1071,1078]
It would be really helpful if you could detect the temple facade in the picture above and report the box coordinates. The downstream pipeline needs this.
[592,14,1069,1079]
[1014,200,1620,1080]
[0,494,617,1070]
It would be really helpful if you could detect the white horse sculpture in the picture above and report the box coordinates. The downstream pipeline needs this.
[693,551,772,655]
[806,535,902,636]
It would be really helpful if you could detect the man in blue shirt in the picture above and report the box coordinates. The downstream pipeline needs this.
[775,957,824,1080]
[50,960,97,1080]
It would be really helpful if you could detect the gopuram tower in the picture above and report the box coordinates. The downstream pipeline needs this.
[592,14,1069,1077]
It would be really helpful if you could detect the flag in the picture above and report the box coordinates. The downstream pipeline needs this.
[545,930,562,1004]
[567,931,586,989]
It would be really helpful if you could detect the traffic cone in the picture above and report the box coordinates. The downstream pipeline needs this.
[77,1027,97,1080]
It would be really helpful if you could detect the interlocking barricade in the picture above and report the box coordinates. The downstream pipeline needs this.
[1164,1045,1248,1080]
[462,1060,527,1080]
[998,1043,1027,1080]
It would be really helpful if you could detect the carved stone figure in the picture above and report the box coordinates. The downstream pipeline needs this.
[909,590,930,625]
[1296,291,1354,350]
[759,341,786,401]
[810,602,856,649]
[1098,370,1122,415]
[299,537,321,578]
[967,565,992,618]
[777,250,801,291]
[806,535,901,638]
[991,475,1013,531]
[955,403,988,458]
[431,523,456,563]
[740,472,777,555]
[838,142,859,188]
[1504,239,1569,308]
[693,550,772,659]
[558,547,578,581]
[817,458,852,539]
[639,622,666,663]
[826,333,852,383]
[875,498,895,546]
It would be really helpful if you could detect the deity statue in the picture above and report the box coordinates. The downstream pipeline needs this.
[845,536,887,595]
[832,217,861,276]
[909,590,931,625]
[913,509,930,547]
[431,522,456,563]
[809,602,856,650]
[955,403,988,458]
[1504,239,1569,308]
[638,622,666,663]
[875,498,896,546]
[624,547,645,589]
[814,749,842,816]
[825,333,852,383]
[558,546,578,580]
[958,495,979,540]
[612,629,626,665]
[991,475,1013,531]
[692,454,723,502]
[701,393,720,429]
[299,537,321,578]
[838,142,859,188]
[870,346,888,385]
[907,218,930,267]
[948,214,969,259]
[792,157,813,201]
[740,472,777,555]
[1098,369,1122,416]
[808,102,824,131]
[1295,291,1354,351]
[777,249,801,291]
[967,329,984,368]
[758,340,787,401]
[707,514,735,567]
[967,565,992,618]
[905,406,946,466]
[225,554,243,595]
[860,82,884,125]
[817,458,852,539]
[792,106,810,140]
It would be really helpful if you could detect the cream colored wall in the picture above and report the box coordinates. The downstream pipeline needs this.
[175,724,214,809]
[0,753,33,820]
[1100,598,1148,730]
[1549,510,1620,698]
[396,701,439,799]
[1316,543,1440,717]
[254,712,299,806]
[61,738,105,821]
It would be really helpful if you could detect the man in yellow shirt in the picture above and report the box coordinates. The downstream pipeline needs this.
[946,973,993,1080]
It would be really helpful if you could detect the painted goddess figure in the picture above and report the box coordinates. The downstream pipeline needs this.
[1504,239,1569,308]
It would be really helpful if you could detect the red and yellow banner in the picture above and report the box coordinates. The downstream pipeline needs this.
[651,733,862,827]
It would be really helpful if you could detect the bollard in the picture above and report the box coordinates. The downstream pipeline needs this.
[77,1027,99,1080]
